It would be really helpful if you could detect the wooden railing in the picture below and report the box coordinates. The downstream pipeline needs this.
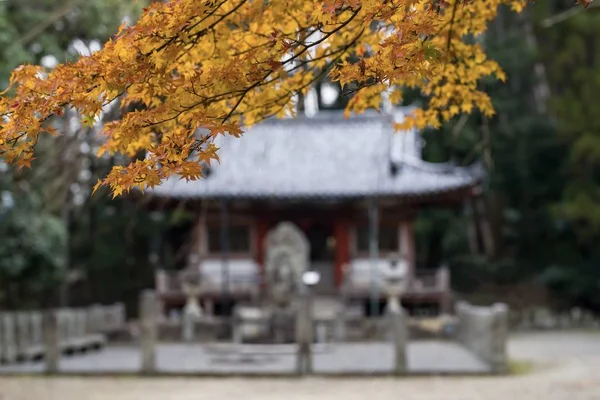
[155,267,261,299]
[157,264,451,299]
[340,264,451,298]
[412,267,449,293]
[0,303,126,364]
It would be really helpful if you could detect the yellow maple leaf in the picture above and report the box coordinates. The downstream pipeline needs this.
[0,0,585,197]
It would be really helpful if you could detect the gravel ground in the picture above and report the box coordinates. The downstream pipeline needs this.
[0,341,489,374]
[1,331,599,400]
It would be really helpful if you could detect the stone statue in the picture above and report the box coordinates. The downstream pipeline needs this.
[231,222,310,344]
[264,222,310,342]
[265,222,310,306]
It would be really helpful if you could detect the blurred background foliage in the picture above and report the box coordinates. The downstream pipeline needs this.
[1,0,600,314]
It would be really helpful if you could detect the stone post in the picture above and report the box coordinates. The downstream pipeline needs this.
[43,310,60,374]
[490,303,509,373]
[388,307,408,375]
[456,301,509,374]
[295,292,313,375]
[139,290,159,374]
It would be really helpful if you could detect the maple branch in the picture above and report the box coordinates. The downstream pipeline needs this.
[282,7,361,66]
[221,72,271,124]
[187,0,249,42]
[1,0,546,196]
[227,30,362,122]
[160,11,363,126]
[446,0,459,52]
[144,0,231,56]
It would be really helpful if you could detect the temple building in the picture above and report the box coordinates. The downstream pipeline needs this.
[147,107,482,316]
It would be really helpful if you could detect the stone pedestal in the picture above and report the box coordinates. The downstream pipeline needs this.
[271,307,295,343]
[139,290,159,374]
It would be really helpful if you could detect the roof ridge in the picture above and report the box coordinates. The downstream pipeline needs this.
[248,106,415,127]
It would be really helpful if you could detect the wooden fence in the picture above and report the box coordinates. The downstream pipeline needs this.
[0,303,126,367]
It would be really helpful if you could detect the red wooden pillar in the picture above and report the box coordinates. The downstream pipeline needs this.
[334,218,350,287]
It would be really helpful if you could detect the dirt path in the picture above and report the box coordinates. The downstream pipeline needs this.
[1,332,599,400]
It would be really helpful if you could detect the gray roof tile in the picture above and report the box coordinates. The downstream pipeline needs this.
[148,108,480,199]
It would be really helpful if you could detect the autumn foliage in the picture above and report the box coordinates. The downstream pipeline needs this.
[0,0,580,196]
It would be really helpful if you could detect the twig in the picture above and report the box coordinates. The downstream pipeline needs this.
[541,2,599,28]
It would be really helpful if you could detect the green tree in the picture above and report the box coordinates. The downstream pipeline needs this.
[0,0,144,308]
[416,5,567,308]
[533,2,600,310]
[0,0,141,85]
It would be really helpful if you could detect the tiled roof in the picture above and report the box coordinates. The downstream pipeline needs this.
[148,108,480,199]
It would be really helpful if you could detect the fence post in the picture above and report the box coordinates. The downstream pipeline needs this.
[388,307,408,375]
[295,292,313,375]
[140,290,159,374]
[491,303,509,373]
[43,310,60,374]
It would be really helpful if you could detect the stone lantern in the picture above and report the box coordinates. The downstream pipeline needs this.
[381,253,408,314]
[181,272,203,341]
